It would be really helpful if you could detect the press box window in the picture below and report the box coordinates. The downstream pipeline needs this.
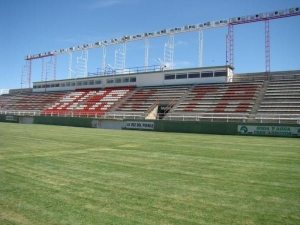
[130,77,136,82]
[66,83,70,87]
[164,74,175,80]
[214,71,227,77]
[188,72,200,78]
[123,77,129,83]
[71,83,76,86]
[176,73,187,79]
[77,82,82,86]
[95,80,101,85]
[201,72,213,78]
[83,81,88,86]
[50,84,55,87]
[61,83,65,87]
[115,78,122,83]
[107,79,114,84]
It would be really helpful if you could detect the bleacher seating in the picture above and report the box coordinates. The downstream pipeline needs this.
[110,85,189,118]
[1,92,67,111]
[41,87,135,117]
[257,79,300,117]
[166,82,262,121]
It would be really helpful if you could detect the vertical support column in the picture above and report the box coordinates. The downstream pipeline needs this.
[21,60,32,89]
[145,38,149,72]
[265,20,270,79]
[53,55,57,80]
[102,46,106,75]
[76,50,88,78]
[226,24,234,68]
[27,60,32,88]
[164,34,174,69]
[41,58,44,81]
[68,52,73,78]
[114,43,126,73]
[198,30,203,67]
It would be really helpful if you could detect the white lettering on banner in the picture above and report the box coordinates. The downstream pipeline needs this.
[124,121,154,130]
[238,125,300,137]
[6,116,17,121]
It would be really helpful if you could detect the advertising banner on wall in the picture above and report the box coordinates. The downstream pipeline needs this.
[6,115,18,122]
[124,121,154,130]
[238,125,300,137]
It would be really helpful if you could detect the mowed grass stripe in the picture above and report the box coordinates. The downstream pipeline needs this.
[1,122,300,224]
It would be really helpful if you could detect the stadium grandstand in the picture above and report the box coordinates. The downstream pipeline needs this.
[0,7,299,128]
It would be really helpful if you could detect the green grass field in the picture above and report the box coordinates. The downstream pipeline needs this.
[0,122,299,225]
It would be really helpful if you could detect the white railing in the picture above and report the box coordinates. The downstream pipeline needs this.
[255,115,300,124]
[164,113,248,122]
[1,109,299,124]
[0,110,41,116]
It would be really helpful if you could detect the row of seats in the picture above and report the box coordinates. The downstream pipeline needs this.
[258,79,300,116]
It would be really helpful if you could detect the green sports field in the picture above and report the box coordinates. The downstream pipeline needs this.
[0,123,299,225]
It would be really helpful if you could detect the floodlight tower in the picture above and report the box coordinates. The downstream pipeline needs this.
[164,34,174,69]
[114,43,126,73]
[76,50,88,78]
[21,60,32,89]
[198,30,203,67]
[145,39,149,71]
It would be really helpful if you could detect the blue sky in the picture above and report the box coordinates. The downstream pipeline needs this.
[1,0,300,89]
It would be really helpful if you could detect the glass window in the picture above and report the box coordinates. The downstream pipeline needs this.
[71,83,76,86]
[188,72,200,78]
[123,77,129,83]
[130,77,136,82]
[201,72,213,78]
[55,84,59,87]
[42,85,45,88]
[176,73,187,79]
[61,83,65,87]
[37,85,41,88]
[164,74,175,80]
[66,82,70,87]
[107,79,114,84]
[33,85,37,88]
[95,80,101,85]
[89,81,94,85]
[214,71,227,77]
[50,84,54,87]
[115,78,122,83]
[83,81,88,85]
[77,82,82,86]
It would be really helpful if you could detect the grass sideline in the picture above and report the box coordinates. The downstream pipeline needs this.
[0,123,299,225]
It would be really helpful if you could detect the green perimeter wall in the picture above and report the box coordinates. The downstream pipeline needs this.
[0,115,299,137]
[123,120,300,137]
[33,116,93,128]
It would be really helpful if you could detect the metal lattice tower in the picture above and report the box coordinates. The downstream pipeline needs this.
[68,52,76,79]
[41,58,44,81]
[21,60,32,89]
[164,35,174,69]
[226,24,234,68]
[76,50,88,78]
[198,30,203,67]
[114,43,126,72]
[46,56,57,81]
[102,46,106,75]
[145,39,149,71]
[265,20,270,79]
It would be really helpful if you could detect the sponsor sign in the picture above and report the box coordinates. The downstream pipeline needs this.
[238,125,300,137]
[6,115,18,121]
[124,121,154,130]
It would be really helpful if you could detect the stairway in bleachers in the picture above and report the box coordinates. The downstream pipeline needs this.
[108,85,190,119]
